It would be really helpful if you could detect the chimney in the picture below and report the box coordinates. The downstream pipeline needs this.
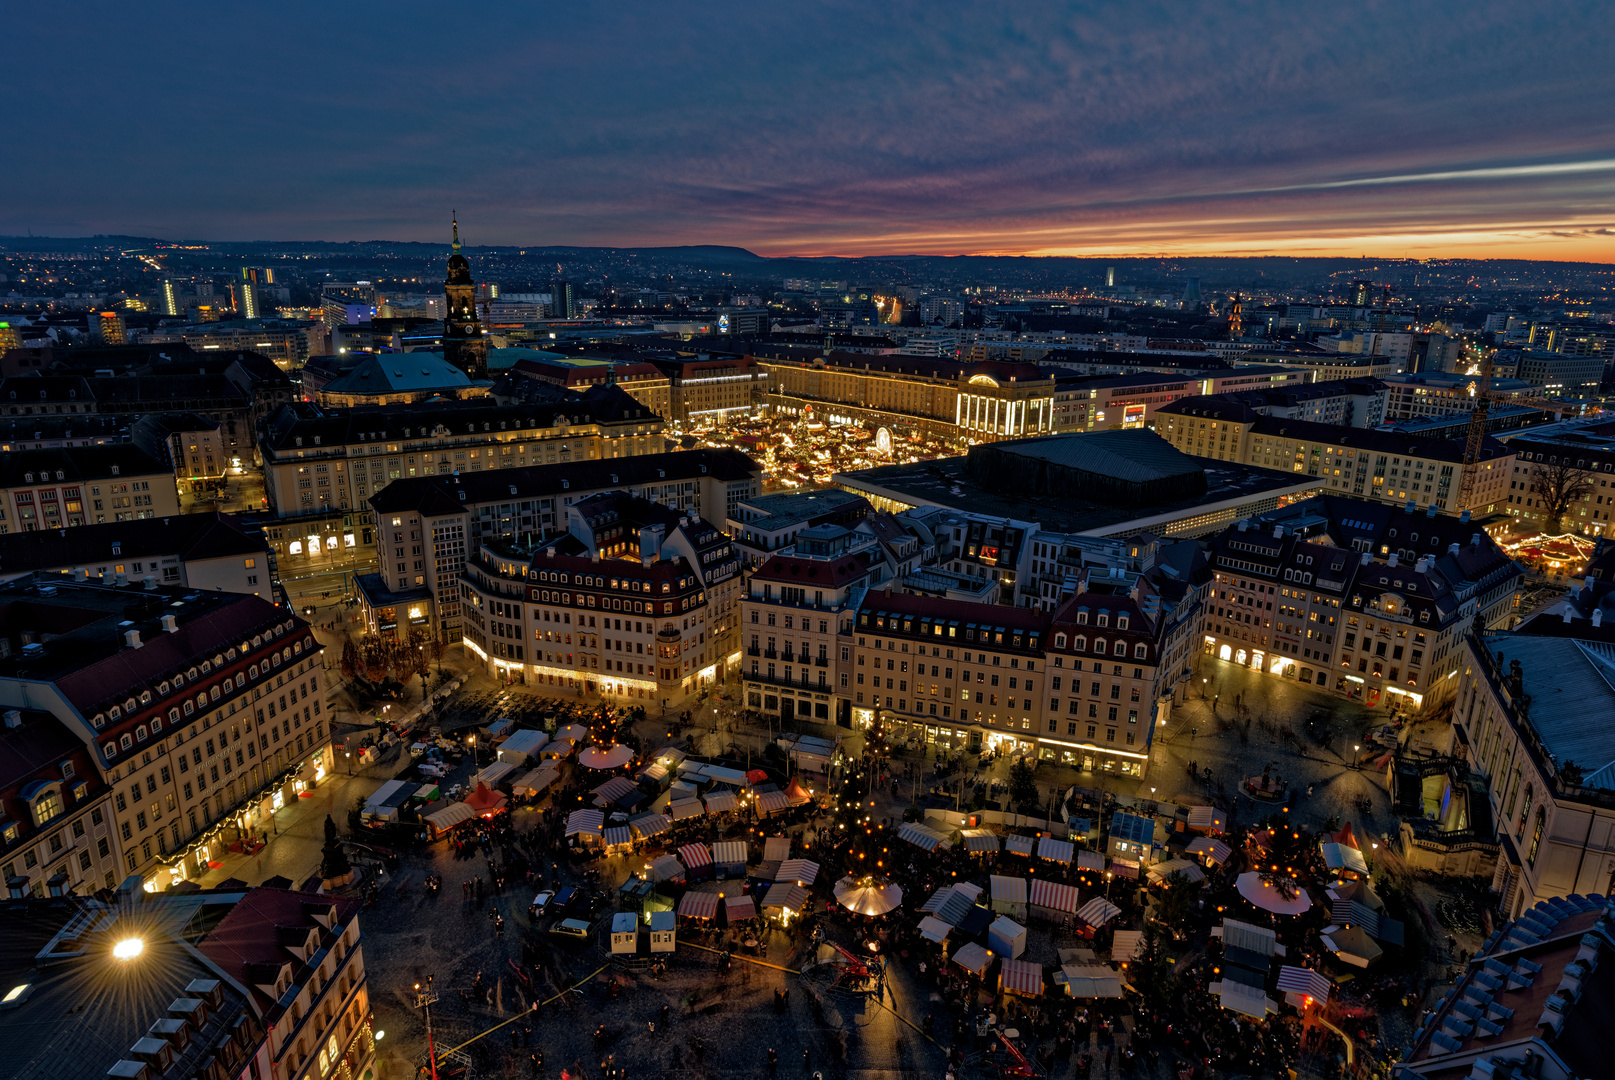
[1595,609,1605,627]
[1426,505,1438,519]
[1449,543,1460,555]
[1405,501,1415,513]
[1237,520,1249,532]
[3,710,21,729]
[1273,525,1284,539]
[123,629,142,649]
[1460,509,1471,523]
[1360,551,1372,565]
[114,571,126,587]
[1415,556,1429,573]
[73,567,87,582]
[1388,553,1399,567]
[160,614,178,633]
[1471,532,1483,550]
[1564,606,1575,623]
[143,574,157,590]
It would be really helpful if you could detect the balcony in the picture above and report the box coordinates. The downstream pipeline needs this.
[746,646,761,657]
[745,669,831,692]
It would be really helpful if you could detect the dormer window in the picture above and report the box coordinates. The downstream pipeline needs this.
[1054,633,1067,648]
[1117,616,1129,630]
[1096,613,1109,627]
[1076,611,1089,625]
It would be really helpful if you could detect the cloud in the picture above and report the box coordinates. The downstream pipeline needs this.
[0,0,1613,260]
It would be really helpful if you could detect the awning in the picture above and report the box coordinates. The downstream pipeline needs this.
[1075,849,1105,872]
[777,858,819,886]
[1004,834,1035,856]
[724,894,757,922]
[898,822,951,851]
[1321,841,1370,877]
[475,760,517,787]
[1057,965,1125,999]
[990,875,1027,905]
[783,776,812,806]
[918,915,952,943]
[1215,979,1276,1019]
[1037,836,1075,864]
[678,892,719,920]
[1148,858,1207,885]
[592,776,640,807]
[679,843,712,871]
[1276,966,1332,1002]
[962,829,1000,853]
[1109,858,1140,880]
[629,813,672,839]
[1187,806,1226,832]
[669,798,704,821]
[1076,897,1121,928]
[999,958,1044,997]
[511,766,560,797]
[647,854,685,884]
[711,840,747,867]
[424,802,476,832]
[952,942,993,976]
[755,790,791,817]
[1322,925,1383,968]
[556,723,589,742]
[761,882,808,914]
[1185,836,1232,865]
[1029,878,1080,914]
[541,738,576,759]
[1110,930,1143,961]
[602,826,632,848]
[763,836,792,862]
[703,790,739,814]
[565,808,604,836]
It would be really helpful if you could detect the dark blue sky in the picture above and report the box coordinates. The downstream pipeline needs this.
[8,2,1615,259]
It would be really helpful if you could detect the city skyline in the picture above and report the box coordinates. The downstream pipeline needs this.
[5,2,1614,261]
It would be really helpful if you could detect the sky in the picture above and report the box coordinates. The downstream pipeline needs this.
[7,1,1615,261]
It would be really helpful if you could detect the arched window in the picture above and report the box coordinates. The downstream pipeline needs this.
[1073,636,1087,651]
[1114,640,1127,656]
[1134,643,1148,659]
[1518,784,1533,837]
[1054,633,1067,649]
[1528,806,1547,867]
[1093,638,1106,655]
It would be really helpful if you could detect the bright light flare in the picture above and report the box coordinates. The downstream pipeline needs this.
[113,937,144,961]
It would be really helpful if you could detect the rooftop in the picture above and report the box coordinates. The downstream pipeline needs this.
[835,452,1313,536]
[1481,632,1615,791]
[369,447,759,516]
[318,351,486,396]
[0,513,266,577]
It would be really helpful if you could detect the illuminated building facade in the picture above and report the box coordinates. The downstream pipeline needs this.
[0,575,329,893]
[459,495,742,705]
[362,448,760,640]
[1156,399,1514,517]
[1199,497,1520,710]
[759,352,1056,445]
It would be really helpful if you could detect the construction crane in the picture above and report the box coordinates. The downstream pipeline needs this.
[1455,353,1582,510]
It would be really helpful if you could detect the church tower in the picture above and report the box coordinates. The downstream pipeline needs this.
[443,215,488,379]
[1227,292,1245,340]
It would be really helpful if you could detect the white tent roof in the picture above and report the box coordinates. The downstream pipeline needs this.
[511,765,559,797]
[1076,897,1121,927]
[990,875,1027,904]
[1037,836,1075,864]
[1110,930,1143,961]
[499,728,549,758]
[424,801,476,831]
[1148,858,1207,884]
[962,828,1000,853]
[1215,979,1276,1019]
[1057,965,1125,998]
[710,840,747,866]
[897,822,951,851]
[475,759,517,787]
[918,915,952,943]
[952,942,993,976]
[703,790,739,814]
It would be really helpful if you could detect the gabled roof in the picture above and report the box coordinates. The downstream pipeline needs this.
[319,351,478,395]
[751,552,873,588]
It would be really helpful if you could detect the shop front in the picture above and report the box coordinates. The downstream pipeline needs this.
[1035,736,1148,778]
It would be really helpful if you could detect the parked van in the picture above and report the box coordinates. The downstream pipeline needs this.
[551,918,591,939]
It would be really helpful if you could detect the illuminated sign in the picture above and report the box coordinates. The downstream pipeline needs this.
[1123,403,1147,427]
[718,314,730,332]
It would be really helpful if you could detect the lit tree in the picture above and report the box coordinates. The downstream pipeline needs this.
[1528,461,1595,535]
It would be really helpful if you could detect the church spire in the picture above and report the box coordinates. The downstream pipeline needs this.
[451,211,461,254]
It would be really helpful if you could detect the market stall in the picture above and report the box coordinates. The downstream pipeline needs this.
[962,828,1001,855]
[1029,878,1081,921]
[988,915,1027,959]
[511,765,560,798]
[1235,871,1313,916]
[629,812,672,840]
[952,942,994,978]
[679,843,713,879]
[1075,897,1121,930]
[579,743,635,770]
[703,790,738,815]
[677,891,720,922]
[755,790,791,818]
[603,826,633,851]
[776,858,820,886]
[1185,836,1232,866]
[711,840,747,878]
[1037,836,1075,865]
[423,801,476,838]
[723,894,757,925]
[761,882,808,922]
[1147,858,1207,885]
[647,854,685,885]
[990,875,1028,920]
[897,822,951,852]
[999,957,1044,998]
[669,798,704,821]
[1004,834,1035,857]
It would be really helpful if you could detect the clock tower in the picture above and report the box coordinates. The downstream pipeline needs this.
[443,215,488,379]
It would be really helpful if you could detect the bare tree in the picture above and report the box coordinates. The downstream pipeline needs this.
[1527,461,1595,535]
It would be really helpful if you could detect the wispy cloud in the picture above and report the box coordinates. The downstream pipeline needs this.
[0,1,1612,260]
